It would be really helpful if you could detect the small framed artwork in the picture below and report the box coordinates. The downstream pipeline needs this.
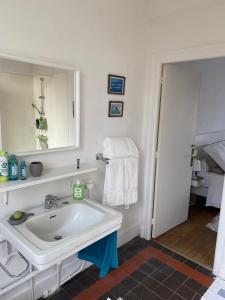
[108,74,126,95]
[108,101,124,117]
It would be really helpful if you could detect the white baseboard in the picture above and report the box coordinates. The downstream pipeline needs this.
[118,223,140,247]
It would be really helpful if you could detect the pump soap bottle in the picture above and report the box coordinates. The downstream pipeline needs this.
[73,179,85,200]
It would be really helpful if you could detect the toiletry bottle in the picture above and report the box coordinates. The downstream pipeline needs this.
[0,151,8,183]
[73,179,85,200]
[8,155,19,181]
[19,161,27,180]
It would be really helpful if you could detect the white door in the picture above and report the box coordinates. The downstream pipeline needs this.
[152,64,200,238]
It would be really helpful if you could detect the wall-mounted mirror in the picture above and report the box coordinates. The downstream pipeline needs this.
[0,55,80,155]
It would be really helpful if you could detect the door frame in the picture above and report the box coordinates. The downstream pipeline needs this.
[141,43,225,276]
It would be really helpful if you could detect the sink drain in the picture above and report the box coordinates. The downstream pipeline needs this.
[54,235,62,240]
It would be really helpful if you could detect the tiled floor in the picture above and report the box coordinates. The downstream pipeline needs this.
[42,238,214,300]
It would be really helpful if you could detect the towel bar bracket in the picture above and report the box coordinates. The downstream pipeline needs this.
[96,153,110,164]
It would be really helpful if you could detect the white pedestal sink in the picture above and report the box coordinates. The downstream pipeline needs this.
[0,198,123,270]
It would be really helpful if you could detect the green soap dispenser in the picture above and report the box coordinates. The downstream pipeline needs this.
[0,151,8,183]
[73,179,85,200]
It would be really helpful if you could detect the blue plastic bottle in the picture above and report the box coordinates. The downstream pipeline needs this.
[8,155,19,181]
[19,161,27,180]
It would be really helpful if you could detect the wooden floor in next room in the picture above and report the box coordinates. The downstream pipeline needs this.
[153,204,219,270]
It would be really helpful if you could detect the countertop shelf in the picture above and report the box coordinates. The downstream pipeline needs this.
[0,164,98,193]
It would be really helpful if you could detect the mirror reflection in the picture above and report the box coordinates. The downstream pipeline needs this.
[0,57,76,154]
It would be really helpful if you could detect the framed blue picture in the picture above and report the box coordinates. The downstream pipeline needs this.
[108,74,126,95]
[108,101,124,117]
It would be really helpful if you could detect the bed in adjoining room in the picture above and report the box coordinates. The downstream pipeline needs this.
[192,131,225,232]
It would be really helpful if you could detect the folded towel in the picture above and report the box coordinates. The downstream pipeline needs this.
[103,159,125,206]
[103,137,139,207]
[103,157,138,206]
[78,231,118,278]
[103,137,138,159]
[124,157,138,205]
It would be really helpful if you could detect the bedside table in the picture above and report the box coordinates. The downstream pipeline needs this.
[191,176,205,187]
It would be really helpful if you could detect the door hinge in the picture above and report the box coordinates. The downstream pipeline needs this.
[151,218,155,236]
[155,151,158,159]
[161,76,164,85]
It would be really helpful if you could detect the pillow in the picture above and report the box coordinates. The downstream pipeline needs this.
[204,141,225,172]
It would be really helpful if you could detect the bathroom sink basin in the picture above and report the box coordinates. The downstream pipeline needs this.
[0,198,122,270]
[26,203,105,242]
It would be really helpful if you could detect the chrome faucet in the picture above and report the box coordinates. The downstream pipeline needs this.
[45,195,59,209]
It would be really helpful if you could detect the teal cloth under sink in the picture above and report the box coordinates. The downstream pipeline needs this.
[78,231,118,278]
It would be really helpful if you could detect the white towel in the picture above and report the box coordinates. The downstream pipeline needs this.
[103,137,138,159]
[103,137,138,207]
[124,157,138,205]
[103,159,125,206]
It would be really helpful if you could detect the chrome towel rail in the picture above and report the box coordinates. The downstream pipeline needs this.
[0,251,29,278]
[96,153,110,164]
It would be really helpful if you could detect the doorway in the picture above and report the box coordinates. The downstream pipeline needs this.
[152,58,225,270]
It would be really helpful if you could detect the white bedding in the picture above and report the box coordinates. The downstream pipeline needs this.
[206,172,224,209]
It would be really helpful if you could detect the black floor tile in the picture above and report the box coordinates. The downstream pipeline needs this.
[121,276,139,290]
[74,271,96,288]
[120,250,135,261]
[142,276,160,291]
[147,258,163,268]
[151,269,168,282]
[146,292,162,299]
[169,293,185,300]
[84,264,99,279]
[184,259,198,269]
[159,264,174,276]
[154,284,173,299]
[149,241,163,250]
[139,262,155,275]
[199,285,208,295]
[176,284,196,299]
[119,256,126,265]
[118,244,128,254]
[130,269,147,283]
[132,283,151,299]
[110,282,129,298]
[196,265,212,277]
[192,293,203,300]
[123,292,139,300]
[126,245,141,255]
[171,271,187,284]
[161,247,175,257]
[48,289,71,300]
[63,278,85,297]
[173,253,186,262]
[163,276,181,290]
[185,278,203,293]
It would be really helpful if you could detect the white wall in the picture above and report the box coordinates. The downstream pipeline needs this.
[147,0,215,20]
[0,0,148,298]
[180,58,225,135]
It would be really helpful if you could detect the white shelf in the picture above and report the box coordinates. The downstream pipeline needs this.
[0,164,97,193]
